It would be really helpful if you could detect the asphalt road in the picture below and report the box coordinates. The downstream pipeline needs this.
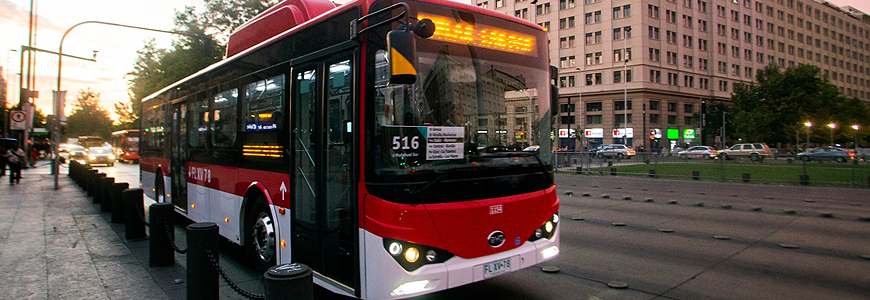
[92,162,870,300]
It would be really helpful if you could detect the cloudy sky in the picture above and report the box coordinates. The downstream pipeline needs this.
[2,0,870,120]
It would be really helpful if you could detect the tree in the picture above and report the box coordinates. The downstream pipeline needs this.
[728,64,870,146]
[65,88,114,139]
[123,0,278,130]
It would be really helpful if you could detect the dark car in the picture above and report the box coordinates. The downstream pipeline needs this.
[796,147,854,163]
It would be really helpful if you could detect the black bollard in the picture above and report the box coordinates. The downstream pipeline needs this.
[610,167,617,176]
[799,174,810,186]
[99,177,115,210]
[150,203,176,267]
[742,173,751,183]
[692,171,700,181]
[89,173,106,200]
[81,167,96,188]
[110,182,129,223]
[68,161,78,179]
[123,188,147,240]
[187,222,219,300]
[264,263,313,300]
[648,169,657,178]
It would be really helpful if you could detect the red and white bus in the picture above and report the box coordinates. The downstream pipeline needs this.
[139,0,559,298]
[110,129,140,162]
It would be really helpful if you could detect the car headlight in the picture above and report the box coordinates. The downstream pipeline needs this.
[383,239,454,272]
[109,155,116,160]
[529,213,559,242]
[88,155,96,160]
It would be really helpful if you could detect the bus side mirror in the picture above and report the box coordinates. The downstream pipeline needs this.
[387,29,418,85]
[387,19,435,85]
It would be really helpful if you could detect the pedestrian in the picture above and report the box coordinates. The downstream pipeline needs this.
[7,145,25,184]
[0,145,7,177]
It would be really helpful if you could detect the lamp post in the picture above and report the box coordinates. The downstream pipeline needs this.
[622,27,631,145]
[853,125,860,149]
[804,121,812,150]
[827,123,836,146]
[53,21,199,189]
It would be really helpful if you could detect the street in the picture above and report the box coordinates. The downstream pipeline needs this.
[92,163,870,299]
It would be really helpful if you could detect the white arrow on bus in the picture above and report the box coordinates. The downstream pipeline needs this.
[279,182,287,201]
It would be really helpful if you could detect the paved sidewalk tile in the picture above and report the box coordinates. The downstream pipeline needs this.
[0,163,170,300]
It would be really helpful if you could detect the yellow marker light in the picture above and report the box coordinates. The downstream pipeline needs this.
[278,208,286,215]
[404,247,420,263]
[224,218,229,223]
[544,221,554,233]
[280,240,286,248]
[191,204,195,209]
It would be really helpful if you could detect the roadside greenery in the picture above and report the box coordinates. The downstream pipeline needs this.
[582,160,870,187]
[719,64,870,147]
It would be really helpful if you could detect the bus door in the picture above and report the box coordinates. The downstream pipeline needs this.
[291,53,357,292]
[170,102,189,209]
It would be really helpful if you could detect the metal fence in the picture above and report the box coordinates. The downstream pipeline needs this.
[554,151,870,188]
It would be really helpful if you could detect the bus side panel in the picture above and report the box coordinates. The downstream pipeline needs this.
[139,157,169,200]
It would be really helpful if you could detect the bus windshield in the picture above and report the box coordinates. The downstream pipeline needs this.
[368,3,553,204]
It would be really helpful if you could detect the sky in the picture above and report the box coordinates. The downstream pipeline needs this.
[2,0,870,121]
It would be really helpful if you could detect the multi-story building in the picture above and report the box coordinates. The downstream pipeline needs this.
[475,0,870,151]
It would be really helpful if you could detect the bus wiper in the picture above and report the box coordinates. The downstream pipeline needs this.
[408,165,482,196]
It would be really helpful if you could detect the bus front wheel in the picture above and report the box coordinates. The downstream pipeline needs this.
[246,198,276,274]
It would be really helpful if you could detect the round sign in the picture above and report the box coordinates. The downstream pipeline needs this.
[11,111,25,122]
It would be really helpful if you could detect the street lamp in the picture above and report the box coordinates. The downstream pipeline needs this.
[804,121,812,150]
[827,123,836,146]
[622,27,631,145]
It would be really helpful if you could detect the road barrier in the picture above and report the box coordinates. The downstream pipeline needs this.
[123,188,147,240]
[149,203,176,267]
[187,222,220,300]
[264,264,313,300]
[99,177,115,209]
[110,182,129,223]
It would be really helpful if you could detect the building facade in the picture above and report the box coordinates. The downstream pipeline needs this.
[475,0,870,151]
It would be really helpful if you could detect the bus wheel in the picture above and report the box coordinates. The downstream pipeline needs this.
[246,199,276,273]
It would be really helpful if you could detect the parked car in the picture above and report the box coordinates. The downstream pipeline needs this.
[596,144,636,159]
[678,146,718,159]
[589,144,614,154]
[67,145,86,158]
[85,147,115,166]
[796,147,854,163]
[718,143,771,161]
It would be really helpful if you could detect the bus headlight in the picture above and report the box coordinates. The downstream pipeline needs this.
[528,213,559,242]
[383,238,454,272]
[388,242,403,256]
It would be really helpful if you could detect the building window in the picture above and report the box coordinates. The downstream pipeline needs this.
[586,102,602,112]
[614,100,632,111]
[650,114,660,124]
[586,115,602,125]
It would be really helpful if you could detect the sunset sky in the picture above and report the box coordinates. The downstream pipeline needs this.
[2,0,870,121]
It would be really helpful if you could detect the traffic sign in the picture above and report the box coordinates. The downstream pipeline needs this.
[10,110,26,130]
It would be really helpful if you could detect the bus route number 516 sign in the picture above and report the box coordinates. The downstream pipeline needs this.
[10,110,27,130]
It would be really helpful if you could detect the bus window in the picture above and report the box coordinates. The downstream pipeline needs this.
[212,88,238,148]
[244,75,285,132]
[191,96,209,148]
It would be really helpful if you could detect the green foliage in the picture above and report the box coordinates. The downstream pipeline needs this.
[124,0,279,129]
[728,64,870,146]
[65,89,114,139]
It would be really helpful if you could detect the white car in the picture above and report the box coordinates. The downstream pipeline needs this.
[596,144,636,159]
[678,146,718,159]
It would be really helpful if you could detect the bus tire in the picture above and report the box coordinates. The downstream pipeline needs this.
[246,198,276,274]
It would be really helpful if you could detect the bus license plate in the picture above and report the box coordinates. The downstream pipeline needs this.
[482,258,512,279]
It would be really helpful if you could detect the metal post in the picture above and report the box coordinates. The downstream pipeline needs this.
[89,173,106,201]
[110,182,129,223]
[149,203,175,267]
[123,188,147,240]
[264,263,314,300]
[99,177,114,211]
[187,222,219,300]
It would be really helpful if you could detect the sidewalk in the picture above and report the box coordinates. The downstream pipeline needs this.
[0,161,176,299]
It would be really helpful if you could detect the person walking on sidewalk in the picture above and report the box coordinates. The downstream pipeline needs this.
[0,145,7,177]
[6,145,25,184]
